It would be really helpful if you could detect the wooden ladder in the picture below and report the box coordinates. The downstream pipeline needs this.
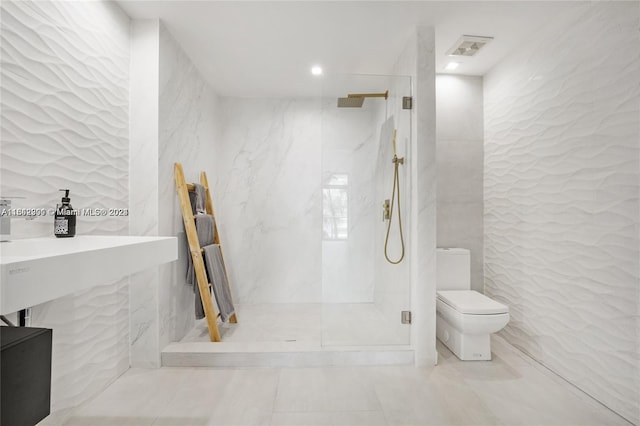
[174,162,237,342]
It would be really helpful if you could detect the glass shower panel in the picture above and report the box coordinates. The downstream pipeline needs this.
[322,174,349,240]
[321,74,412,346]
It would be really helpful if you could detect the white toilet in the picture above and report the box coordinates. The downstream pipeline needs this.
[436,248,509,361]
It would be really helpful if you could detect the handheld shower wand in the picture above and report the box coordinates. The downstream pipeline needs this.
[384,129,405,264]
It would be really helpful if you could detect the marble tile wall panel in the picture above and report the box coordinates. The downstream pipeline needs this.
[484,3,639,423]
[436,75,484,292]
[213,98,322,303]
[389,26,438,366]
[0,0,130,411]
[129,19,160,368]
[413,26,437,367]
[157,24,222,346]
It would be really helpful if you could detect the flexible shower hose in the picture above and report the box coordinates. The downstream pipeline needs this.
[384,149,405,265]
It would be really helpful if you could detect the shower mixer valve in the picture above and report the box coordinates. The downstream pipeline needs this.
[392,155,404,165]
[383,199,391,221]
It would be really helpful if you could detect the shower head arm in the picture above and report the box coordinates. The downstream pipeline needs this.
[347,90,388,100]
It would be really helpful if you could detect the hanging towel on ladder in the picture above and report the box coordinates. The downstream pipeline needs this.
[202,244,235,323]
[188,183,207,215]
[186,214,215,286]
[194,184,207,214]
[186,214,215,319]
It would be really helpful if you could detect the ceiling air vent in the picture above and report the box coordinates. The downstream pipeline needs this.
[446,35,493,57]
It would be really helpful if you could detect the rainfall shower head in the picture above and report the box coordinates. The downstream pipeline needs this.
[337,97,365,108]
[337,91,389,108]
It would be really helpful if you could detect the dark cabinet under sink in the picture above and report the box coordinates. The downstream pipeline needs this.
[1,326,53,426]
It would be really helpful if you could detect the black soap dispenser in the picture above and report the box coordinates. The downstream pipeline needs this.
[54,189,76,238]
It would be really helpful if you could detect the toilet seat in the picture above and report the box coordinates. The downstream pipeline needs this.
[437,290,508,315]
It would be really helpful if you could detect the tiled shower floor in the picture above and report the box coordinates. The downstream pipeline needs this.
[181,303,409,347]
[162,303,413,367]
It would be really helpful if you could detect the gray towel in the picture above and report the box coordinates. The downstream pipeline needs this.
[193,183,207,214]
[188,191,197,215]
[186,214,215,286]
[185,214,215,319]
[194,277,208,320]
[196,214,215,246]
[202,244,235,323]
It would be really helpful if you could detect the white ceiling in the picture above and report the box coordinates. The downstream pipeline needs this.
[117,1,580,98]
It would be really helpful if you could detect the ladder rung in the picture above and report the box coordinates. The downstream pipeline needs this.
[186,183,196,192]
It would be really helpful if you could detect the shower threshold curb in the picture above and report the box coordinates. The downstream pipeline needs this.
[161,341,414,367]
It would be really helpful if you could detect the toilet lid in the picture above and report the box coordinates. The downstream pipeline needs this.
[437,290,508,314]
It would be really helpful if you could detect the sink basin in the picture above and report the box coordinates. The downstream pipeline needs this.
[0,235,177,314]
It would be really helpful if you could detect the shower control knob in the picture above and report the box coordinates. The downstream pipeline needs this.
[383,199,390,221]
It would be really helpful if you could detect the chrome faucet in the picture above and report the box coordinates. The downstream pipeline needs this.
[1,198,36,242]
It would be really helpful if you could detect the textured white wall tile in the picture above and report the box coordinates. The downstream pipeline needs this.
[436,75,484,291]
[484,3,639,423]
[0,0,130,411]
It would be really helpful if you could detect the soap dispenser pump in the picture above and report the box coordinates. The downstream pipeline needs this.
[54,189,76,238]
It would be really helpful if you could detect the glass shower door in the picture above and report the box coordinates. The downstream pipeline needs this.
[320,74,412,346]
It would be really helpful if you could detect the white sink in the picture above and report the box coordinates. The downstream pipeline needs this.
[0,235,177,314]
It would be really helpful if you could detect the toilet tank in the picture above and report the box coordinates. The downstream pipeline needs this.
[437,248,471,290]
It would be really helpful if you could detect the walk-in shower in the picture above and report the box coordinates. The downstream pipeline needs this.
[176,73,413,355]
[321,74,412,346]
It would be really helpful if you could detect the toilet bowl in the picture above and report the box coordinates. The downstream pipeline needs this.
[436,248,509,361]
[436,290,509,360]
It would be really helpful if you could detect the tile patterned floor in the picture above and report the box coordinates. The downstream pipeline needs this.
[40,336,631,426]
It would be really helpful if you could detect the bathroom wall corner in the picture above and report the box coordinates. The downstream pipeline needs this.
[394,25,437,367]
[129,19,161,368]
[435,75,484,292]
[415,25,437,367]
[157,22,223,347]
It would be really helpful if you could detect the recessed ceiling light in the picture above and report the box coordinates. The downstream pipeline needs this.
[445,62,460,71]
[311,66,323,76]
